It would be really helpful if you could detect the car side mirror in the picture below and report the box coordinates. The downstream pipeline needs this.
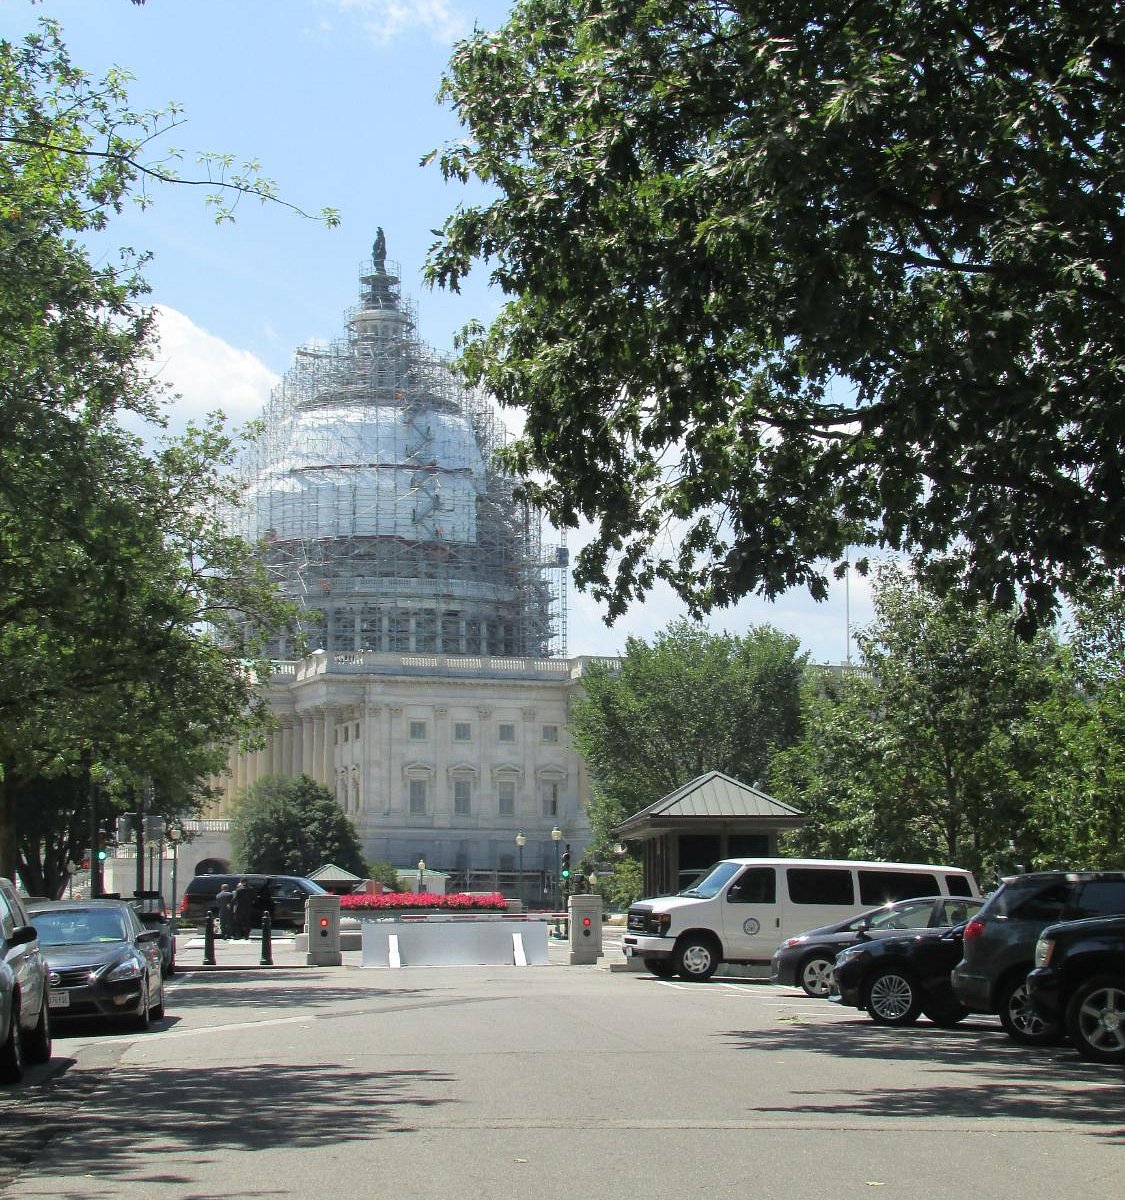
[11,924,37,948]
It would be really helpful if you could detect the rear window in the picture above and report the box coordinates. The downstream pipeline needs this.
[858,871,939,905]
[987,879,1070,921]
[944,874,974,897]
[1072,879,1125,918]
[787,868,854,905]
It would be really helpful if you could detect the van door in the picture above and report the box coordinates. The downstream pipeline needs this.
[721,866,782,961]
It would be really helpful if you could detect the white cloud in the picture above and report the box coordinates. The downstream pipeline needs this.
[143,305,278,437]
[318,0,471,45]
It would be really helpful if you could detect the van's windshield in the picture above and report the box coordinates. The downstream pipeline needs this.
[678,861,741,899]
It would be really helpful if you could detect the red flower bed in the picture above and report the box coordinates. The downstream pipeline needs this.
[340,891,509,912]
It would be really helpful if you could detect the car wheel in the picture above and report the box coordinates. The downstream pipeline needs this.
[865,970,922,1026]
[0,997,25,1084]
[998,976,1062,1045]
[151,977,165,1022]
[674,935,720,981]
[923,1004,970,1028]
[798,953,835,998]
[1064,975,1125,1065]
[643,958,676,979]
[24,995,51,1065]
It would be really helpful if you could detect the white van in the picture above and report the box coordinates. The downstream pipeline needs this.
[622,858,980,980]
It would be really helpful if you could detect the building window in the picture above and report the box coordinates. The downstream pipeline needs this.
[454,778,471,816]
[453,721,472,742]
[498,723,516,743]
[498,780,516,817]
[354,722,360,739]
[542,724,559,743]
[409,720,428,741]
[343,725,349,743]
[409,779,427,815]
[543,781,560,817]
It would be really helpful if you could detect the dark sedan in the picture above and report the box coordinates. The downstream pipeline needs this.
[28,900,165,1031]
[772,896,983,997]
[830,924,970,1026]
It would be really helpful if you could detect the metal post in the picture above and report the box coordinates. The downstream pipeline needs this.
[260,911,273,966]
[203,914,217,965]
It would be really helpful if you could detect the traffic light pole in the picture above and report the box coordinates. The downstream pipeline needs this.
[86,750,102,898]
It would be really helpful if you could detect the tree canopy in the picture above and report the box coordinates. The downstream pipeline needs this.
[0,19,302,884]
[428,1,1125,632]
[771,566,1122,880]
[570,619,806,851]
[232,775,367,879]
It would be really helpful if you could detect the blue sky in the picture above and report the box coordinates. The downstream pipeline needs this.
[4,0,874,662]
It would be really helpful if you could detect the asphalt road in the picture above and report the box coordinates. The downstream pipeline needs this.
[2,947,1122,1200]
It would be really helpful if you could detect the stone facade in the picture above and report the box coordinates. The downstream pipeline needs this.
[209,649,615,883]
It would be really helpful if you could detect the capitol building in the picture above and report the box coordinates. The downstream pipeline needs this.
[191,233,601,894]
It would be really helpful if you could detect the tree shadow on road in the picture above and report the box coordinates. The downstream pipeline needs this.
[721,1017,1125,1143]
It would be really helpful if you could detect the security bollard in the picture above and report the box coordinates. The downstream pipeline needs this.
[203,913,217,965]
[260,911,273,966]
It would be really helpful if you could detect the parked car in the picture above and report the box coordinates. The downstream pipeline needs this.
[830,923,971,1026]
[623,857,980,981]
[0,879,52,1083]
[1026,914,1125,1065]
[179,873,326,932]
[27,899,165,1030]
[951,870,1125,1045]
[131,893,175,977]
[772,895,984,997]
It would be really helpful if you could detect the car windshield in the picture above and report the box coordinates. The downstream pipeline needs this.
[31,908,130,946]
[678,861,742,899]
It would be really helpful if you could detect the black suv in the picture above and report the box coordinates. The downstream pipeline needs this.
[951,871,1125,1044]
[180,874,326,932]
[1025,914,1125,1065]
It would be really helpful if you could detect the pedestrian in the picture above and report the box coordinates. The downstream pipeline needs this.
[214,882,234,939]
[232,878,254,939]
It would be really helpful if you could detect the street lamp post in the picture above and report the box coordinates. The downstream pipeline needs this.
[166,826,183,934]
[551,825,562,929]
[515,832,526,907]
[417,857,426,894]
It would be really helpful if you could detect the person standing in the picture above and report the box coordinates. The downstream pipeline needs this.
[232,878,254,939]
[213,883,235,939]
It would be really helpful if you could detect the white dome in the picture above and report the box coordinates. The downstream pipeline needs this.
[248,403,486,544]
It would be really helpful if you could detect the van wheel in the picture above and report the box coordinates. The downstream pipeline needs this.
[865,970,921,1025]
[674,935,719,981]
[998,976,1062,1045]
[798,953,835,998]
[644,958,676,979]
[0,996,25,1083]
[1064,975,1125,1065]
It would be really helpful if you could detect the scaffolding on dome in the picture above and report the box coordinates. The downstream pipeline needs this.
[229,231,568,659]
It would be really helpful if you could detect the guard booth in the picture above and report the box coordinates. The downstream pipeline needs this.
[612,771,806,899]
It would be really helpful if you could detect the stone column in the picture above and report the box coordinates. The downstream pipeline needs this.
[301,716,315,779]
[280,721,294,779]
[321,709,335,783]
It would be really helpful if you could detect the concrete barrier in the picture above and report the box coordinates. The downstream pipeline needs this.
[360,914,549,968]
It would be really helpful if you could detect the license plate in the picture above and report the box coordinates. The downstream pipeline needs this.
[48,991,70,1009]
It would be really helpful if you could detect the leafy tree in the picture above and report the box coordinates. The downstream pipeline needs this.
[773,565,1058,880]
[231,775,366,879]
[368,861,402,891]
[427,1,1124,632]
[1021,587,1125,869]
[571,619,806,851]
[0,20,305,881]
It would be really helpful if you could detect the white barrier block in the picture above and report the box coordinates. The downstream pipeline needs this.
[388,933,402,969]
